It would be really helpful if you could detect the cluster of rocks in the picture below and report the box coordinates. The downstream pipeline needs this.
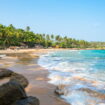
[0,68,40,105]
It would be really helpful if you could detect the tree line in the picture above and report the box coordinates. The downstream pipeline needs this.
[0,24,105,49]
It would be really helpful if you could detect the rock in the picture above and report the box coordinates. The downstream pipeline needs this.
[0,68,28,88]
[12,96,40,105]
[0,68,13,79]
[55,85,66,96]
[0,68,40,105]
[0,81,27,105]
[10,73,29,88]
[55,88,64,96]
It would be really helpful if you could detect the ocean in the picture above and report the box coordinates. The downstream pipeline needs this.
[38,50,105,105]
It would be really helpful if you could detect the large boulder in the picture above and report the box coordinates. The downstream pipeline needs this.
[0,68,13,79]
[10,73,29,88]
[0,68,40,105]
[0,81,27,105]
[0,68,29,88]
[12,96,40,105]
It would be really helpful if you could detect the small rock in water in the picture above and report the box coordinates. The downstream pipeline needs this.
[55,84,66,96]
[55,89,65,95]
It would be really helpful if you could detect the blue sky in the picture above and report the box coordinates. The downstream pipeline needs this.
[0,0,105,41]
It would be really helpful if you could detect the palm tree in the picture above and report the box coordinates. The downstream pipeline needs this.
[51,34,54,40]
[55,35,60,41]
[26,26,30,32]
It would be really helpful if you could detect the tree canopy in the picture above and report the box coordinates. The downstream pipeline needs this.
[0,24,105,49]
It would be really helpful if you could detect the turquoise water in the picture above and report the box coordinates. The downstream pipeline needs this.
[38,50,105,105]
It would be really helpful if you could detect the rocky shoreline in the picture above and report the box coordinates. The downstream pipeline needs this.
[0,50,70,105]
[0,68,40,105]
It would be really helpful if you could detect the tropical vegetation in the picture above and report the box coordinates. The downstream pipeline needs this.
[0,24,105,49]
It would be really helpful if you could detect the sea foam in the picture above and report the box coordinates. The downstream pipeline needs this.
[38,50,105,105]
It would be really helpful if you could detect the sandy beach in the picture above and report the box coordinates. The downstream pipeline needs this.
[0,49,69,105]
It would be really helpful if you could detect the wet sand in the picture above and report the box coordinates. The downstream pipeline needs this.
[0,50,69,105]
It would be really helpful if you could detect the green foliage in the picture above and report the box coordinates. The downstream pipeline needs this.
[0,24,104,49]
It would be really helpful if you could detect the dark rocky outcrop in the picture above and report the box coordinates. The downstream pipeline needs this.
[12,96,39,105]
[0,68,13,79]
[0,68,40,105]
[0,81,27,105]
[0,68,28,88]
[10,73,29,88]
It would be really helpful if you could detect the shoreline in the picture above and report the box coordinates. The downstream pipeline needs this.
[0,48,105,54]
[0,49,70,105]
